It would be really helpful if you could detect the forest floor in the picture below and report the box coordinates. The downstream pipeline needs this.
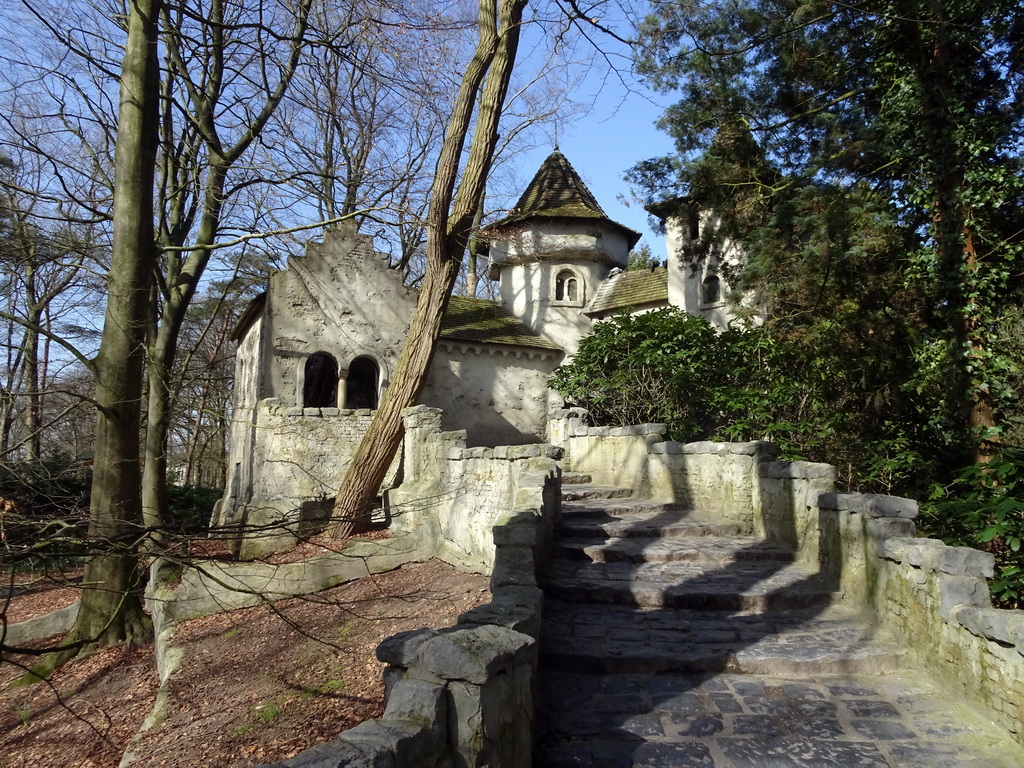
[0,552,489,768]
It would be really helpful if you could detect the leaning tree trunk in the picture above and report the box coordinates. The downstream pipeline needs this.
[43,0,163,671]
[331,0,525,537]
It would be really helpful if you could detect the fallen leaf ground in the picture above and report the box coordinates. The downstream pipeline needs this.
[1,559,489,768]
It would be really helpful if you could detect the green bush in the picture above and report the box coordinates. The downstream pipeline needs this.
[921,452,1024,609]
[551,308,835,459]
[166,484,221,535]
[550,308,942,494]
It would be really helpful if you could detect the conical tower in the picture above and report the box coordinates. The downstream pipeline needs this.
[483,150,640,352]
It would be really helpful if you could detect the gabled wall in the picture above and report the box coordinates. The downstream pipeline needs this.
[260,224,416,405]
[217,224,561,553]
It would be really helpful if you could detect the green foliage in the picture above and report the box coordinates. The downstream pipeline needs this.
[626,242,660,271]
[552,308,945,493]
[166,484,221,535]
[630,0,1024,601]
[0,458,91,571]
[631,0,1024,460]
[921,453,1024,609]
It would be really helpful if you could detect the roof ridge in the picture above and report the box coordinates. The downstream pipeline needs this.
[512,150,607,218]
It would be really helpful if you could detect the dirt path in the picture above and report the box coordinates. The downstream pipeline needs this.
[0,560,489,768]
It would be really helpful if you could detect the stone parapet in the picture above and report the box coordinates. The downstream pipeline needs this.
[258,406,559,768]
[819,490,1024,743]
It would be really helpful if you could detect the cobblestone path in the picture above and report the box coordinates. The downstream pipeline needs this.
[534,477,1023,767]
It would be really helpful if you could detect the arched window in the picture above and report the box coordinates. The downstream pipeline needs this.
[303,353,338,407]
[702,274,721,306]
[554,269,581,304]
[346,357,379,409]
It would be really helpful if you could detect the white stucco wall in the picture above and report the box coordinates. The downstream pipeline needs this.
[663,213,749,330]
[218,222,566,538]
[488,219,631,270]
[422,342,561,446]
[495,260,607,355]
[249,402,377,501]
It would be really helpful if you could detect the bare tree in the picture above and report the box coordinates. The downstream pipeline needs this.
[0,150,101,463]
[141,0,314,537]
[332,0,527,535]
[43,0,165,669]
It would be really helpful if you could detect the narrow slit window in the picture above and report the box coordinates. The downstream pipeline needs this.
[303,353,338,407]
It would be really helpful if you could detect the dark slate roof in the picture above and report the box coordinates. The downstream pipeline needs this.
[440,296,560,350]
[510,150,608,220]
[585,267,669,316]
[229,291,267,341]
[486,150,641,247]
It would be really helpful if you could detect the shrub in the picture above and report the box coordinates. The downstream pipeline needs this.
[166,484,221,535]
[550,308,832,458]
[921,452,1024,609]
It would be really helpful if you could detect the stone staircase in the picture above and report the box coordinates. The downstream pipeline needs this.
[534,475,1020,767]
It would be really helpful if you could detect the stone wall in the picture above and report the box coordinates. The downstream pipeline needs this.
[817,493,1024,744]
[213,401,389,559]
[423,342,559,448]
[550,408,1024,746]
[257,405,561,768]
[393,405,562,573]
[548,407,769,531]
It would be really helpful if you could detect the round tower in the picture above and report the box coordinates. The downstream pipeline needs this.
[483,150,641,353]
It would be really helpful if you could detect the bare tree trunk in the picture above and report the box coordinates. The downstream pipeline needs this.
[332,0,525,537]
[47,0,162,668]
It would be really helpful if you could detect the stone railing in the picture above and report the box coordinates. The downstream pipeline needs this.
[258,405,561,768]
[817,492,1023,743]
[548,408,1024,746]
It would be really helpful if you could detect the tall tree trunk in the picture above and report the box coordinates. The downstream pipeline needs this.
[142,166,225,537]
[23,277,42,463]
[915,9,998,464]
[332,0,525,536]
[143,0,309,533]
[48,0,162,668]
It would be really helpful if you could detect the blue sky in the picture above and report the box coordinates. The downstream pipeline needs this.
[516,82,677,254]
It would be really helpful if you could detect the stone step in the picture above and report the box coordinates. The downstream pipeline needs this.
[554,536,795,565]
[539,601,907,676]
[559,471,592,485]
[561,484,634,501]
[560,498,683,517]
[541,559,838,612]
[559,512,745,541]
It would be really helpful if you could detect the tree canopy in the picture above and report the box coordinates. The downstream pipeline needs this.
[630,0,1024,465]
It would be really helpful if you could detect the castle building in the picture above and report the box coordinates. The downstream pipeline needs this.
[214,150,742,547]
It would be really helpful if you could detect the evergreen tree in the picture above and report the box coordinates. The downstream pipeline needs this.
[631,0,1024,465]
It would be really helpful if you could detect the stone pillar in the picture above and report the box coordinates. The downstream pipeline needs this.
[401,405,443,485]
[546,407,589,449]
